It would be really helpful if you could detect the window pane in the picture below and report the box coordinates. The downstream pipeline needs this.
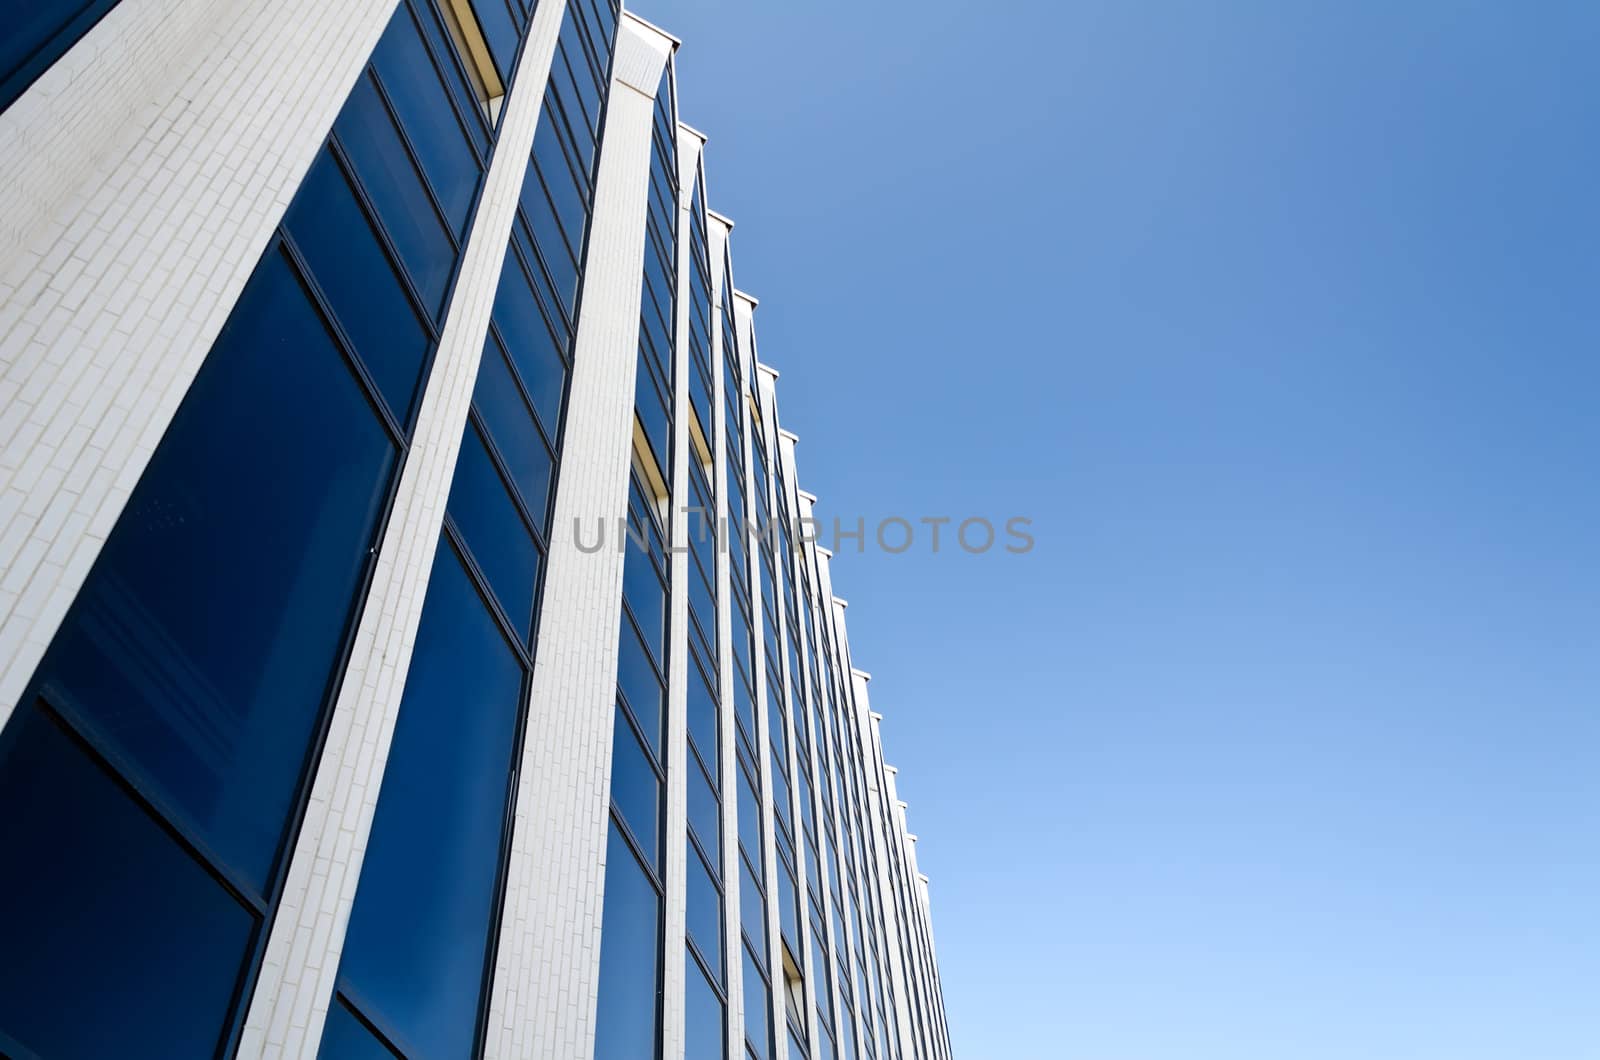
[687,656,717,777]
[337,543,523,1060]
[533,102,588,266]
[520,151,574,266]
[610,707,659,870]
[616,613,664,757]
[1,0,113,107]
[737,768,762,868]
[473,337,555,530]
[732,667,756,754]
[286,148,430,426]
[686,950,726,1060]
[0,707,254,1058]
[743,945,772,1060]
[492,248,567,433]
[521,159,580,313]
[594,822,661,1060]
[35,248,395,889]
[740,859,767,959]
[687,846,723,981]
[337,73,455,315]
[622,543,665,666]
[471,0,520,84]
[581,0,616,67]
[372,2,480,235]
[319,999,400,1060]
[636,350,672,475]
[412,0,490,154]
[778,864,799,956]
[687,756,719,877]
[448,420,538,638]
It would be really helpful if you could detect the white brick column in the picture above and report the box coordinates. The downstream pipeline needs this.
[0,0,407,732]
[706,206,748,1060]
[856,686,920,1059]
[797,498,866,1060]
[662,117,705,1060]
[733,287,792,1060]
[482,15,674,1058]
[749,347,796,1060]
[236,3,576,1055]
[772,403,828,1054]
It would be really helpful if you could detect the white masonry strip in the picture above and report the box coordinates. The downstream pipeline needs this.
[238,3,575,1055]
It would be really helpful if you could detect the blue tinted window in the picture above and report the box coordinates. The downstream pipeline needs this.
[580,0,616,66]
[530,111,586,316]
[688,757,720,876]
[687,656,718,773]
[623,542,666,666]
[738,768,762,869]
[771,763,792,840]
[286,149,430,426]
[337,73,455,314]
[548,59,598,184]
[534,95,588,240]
[636,349,672,474]
[687,846,723,979]
[0,0,118,111]
[0,708,254,1058]
[611,708,659,870]
[743,946,772,1060]
[372,3,480,234]
[448,420,538,638]
[36,248,395,890]
[616,614,664,755]
[732,667,756,756]
[473,337,555,530]
[319,999,400,1060]
[337,542,523,1060]
[686,952,727,1060]
[594,823,661,1060]
[492,248,567,431]
[741,860,767,958]
[411,0,490,154]
[777,863,800,955]
[521,160,580,310]
[471,0,521,84]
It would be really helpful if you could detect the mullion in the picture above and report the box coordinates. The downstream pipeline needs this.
[386,0,489,167]
[323,138,444,348]
[508,217,575,341]
[439,518,538,673]
[485,321,561,452]
[358,68,464,253]
[414,0,492,151]
[609,803,667,897]
[276,235,413,445]
[465,405,552,551]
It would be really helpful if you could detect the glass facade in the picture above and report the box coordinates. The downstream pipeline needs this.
[1,0,122,112]
[594,61,678,1060]
[323,0,619,1056]
[0,1,523,1053]
[0,6,950,1060]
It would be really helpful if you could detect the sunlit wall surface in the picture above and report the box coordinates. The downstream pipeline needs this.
[0,2,949,1057]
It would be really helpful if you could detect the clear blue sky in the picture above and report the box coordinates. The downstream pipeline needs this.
[632,1,1600,1056]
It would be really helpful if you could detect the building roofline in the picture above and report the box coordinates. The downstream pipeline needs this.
[620,10,681,47]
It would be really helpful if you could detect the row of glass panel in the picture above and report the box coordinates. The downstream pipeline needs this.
[323,0,619,1055]
[0,0,944,1051]
[0,1,636,1057]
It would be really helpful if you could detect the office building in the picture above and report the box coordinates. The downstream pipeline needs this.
[0,2,951,1057]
